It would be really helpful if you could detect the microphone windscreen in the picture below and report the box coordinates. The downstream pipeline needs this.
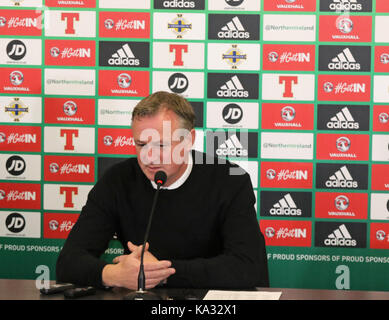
[154,171,167,186]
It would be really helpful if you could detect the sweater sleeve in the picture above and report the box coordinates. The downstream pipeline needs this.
[167,172,269,289]
[55,174,117,288]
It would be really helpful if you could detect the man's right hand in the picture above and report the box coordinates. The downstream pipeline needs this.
[101,245,175,290]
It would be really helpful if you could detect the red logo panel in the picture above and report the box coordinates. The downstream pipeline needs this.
[317,75,371,102]
[373,105,389,132]
[376,0,389,12]
[263,0,316,12]
[98,70,149,97]
[44,155,95,183]
[0,183,41,210]
[319,15,372,42]
[260,220,312,247]
[315,192,368,220]
[0,125,41,152]
[316,133,370,161]
[98,128,136,155]
[370,223,389,249]
[44,213,79,239]
[261,103,314,130]
[371,164,389,191]
[0,10,42,36]
[45,0,96,7]
[99,12,150,38]
[0,68,41,94]
[260,162,313,189]
[374,46,389,73]
[45,40,96,67]
[44,98,95,125]
[262,45,315,71]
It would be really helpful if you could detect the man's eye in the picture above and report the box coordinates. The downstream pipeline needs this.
[136,143,146,148]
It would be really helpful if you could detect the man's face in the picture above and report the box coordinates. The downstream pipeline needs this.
[132,108,195,187]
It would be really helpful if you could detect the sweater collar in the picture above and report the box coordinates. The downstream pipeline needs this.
[150,152,193,190]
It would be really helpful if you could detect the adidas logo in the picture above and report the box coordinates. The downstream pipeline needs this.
[217,75,248,98]
[326,165,358,188]
[218,16,249,39]
[216,134,248,157]
[330,0,362,11]
[326,107,359,129]
[108,44,140,66]
[328,48,360,70]
[324,224,357,247]
[270,193,302,216]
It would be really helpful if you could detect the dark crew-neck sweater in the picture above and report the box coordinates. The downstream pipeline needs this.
[56,151,269,289]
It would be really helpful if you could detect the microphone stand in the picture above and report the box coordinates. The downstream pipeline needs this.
[123,181,163,300]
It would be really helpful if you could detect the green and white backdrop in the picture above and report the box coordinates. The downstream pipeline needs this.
[0,0,388,291]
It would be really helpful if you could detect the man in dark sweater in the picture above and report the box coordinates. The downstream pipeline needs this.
[56,91,269,290]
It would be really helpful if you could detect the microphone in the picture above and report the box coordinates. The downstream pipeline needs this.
[124,171,167,300]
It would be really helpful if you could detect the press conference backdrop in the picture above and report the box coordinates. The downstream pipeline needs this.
[0,0,388,291]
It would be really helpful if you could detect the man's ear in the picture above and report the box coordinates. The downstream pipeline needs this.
[189,129,196,149]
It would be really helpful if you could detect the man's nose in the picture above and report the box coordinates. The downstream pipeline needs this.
[142,145,161,164]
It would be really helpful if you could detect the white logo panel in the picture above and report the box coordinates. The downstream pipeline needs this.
[208,0,260,11]
[0,0,42,6]
[44,69,95,96]
[44,127,95,154]
[263,14,316,42]
[375,16,389,43]
[0,38,41,65]
[206,102,259,129]
[262,74,315,101]
[374,75,389,103]
[0,211,40,238]
[261,132,314,160]
[98,99,138,126]
[0,97,42,123]
[44,10,96,37]
[99,0,150,9]
[207,43,260,71]
[153,12,206,40]
[152,71,204,99]
[370,193,389,220]
[372,134,389,161]
[153,42,205,69]
[0,154,41,181]
[43,184,93,211]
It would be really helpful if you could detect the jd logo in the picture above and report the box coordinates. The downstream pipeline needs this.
[6,155,26,176]
[335,265,350,290]
[168,73,188,93]
[7,40,26,61]
[223,103,242,124]
[6,212,25,233]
